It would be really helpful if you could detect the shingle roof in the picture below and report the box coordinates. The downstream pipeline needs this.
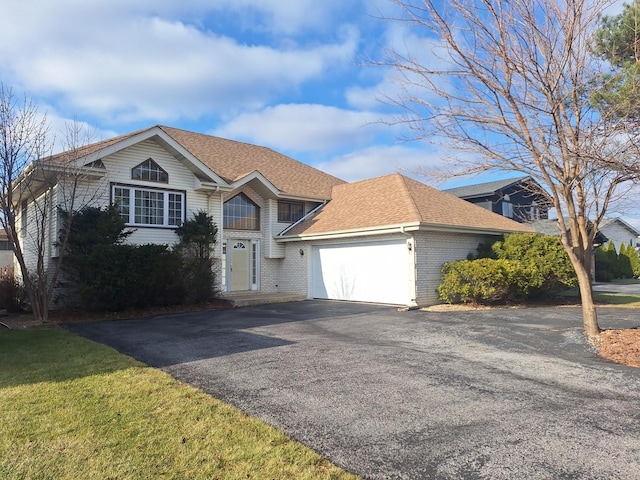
[158,126,345,199]
[283,173,535,237]
[444,176,533,198]
[50,125,345,200]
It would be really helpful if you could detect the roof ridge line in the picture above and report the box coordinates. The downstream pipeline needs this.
[396,174,422,221]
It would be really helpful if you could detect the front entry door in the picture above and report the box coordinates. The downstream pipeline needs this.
[230,241,250,291]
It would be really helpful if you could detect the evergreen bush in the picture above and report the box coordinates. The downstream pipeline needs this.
[438,233,578,305]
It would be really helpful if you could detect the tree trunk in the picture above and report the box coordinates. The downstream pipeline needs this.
[573,259,600,337]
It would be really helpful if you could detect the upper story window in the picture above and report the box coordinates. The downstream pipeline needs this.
[113,184,184,228]
[501,194,513,218]
[278,201,304,223]
[224,194,260,230]
[132,158,168,183]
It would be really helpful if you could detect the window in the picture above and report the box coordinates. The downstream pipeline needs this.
[113,184,184,227]
[501,194,513,218]
[132,158,168,183]
[278,201,304,223]
[223,194,260,230]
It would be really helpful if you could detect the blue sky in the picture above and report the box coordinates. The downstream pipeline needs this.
[0,0,455,185]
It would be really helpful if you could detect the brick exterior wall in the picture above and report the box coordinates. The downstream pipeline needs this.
[414,231,497,305]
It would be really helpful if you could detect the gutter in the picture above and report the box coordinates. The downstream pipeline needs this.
[276,221,533,243]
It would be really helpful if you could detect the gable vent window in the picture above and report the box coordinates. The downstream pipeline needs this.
[132,158,168,183]
[113,184,184,228]
[224,194,260,230]
[278,201,304,223]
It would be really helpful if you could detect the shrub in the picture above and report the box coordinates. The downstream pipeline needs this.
[595,241,619,281]
[438,233,578,305]
[174,211,218,303]
[618,242,636,279]
[491,233,577,297]
[438,258,526,304]
[0,276,26,313]
[62,206,218,312]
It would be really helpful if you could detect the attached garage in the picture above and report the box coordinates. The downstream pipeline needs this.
[311,239,411,305]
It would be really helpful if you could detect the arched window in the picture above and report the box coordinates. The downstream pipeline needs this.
[223,194,260,230]
[132,158,168,183]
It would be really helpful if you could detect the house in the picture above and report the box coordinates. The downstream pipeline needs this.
[444,176,552,223]
[17,125,533,307]
[598,217,640,252]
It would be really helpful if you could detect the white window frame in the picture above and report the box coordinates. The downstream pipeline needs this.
[112,183,185,228]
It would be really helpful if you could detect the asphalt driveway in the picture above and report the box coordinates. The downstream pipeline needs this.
[66,302,640,479]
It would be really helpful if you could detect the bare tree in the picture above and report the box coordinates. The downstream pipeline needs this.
[0,85,104,322]
[379,0,640,337]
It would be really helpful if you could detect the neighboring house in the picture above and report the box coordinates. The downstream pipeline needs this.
[598,217,640,252]
[17,125,533,307]
[528,218,608,246]
[444,176,552,223]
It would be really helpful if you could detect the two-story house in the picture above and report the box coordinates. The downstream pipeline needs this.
[16,125,533,307]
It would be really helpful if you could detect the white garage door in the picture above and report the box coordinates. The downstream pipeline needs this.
[311,239,409,305]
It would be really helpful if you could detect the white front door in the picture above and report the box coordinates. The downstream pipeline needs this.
[230,240,251,291]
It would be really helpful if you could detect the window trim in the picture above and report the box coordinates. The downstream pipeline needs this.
[111,182,186,229]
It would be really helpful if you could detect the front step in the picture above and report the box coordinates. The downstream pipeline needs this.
[220,292,307,308]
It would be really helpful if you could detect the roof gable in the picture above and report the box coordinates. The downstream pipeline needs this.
[282,173,535,237]
[48,125,345,200]
[158,126,345,199]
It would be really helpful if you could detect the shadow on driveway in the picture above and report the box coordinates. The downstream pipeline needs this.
[64,300,388,367]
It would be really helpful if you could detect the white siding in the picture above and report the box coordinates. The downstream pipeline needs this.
[18,138,224,283]
[600,222,639,252]
[104,139,214,246]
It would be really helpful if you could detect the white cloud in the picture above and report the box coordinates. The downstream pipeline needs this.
[0,1,358,124]
[213,103,396,154]
[315,144,445,183]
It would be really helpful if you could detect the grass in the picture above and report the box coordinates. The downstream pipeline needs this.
[559,287,640,308]
[0,328,359,480]
[611,278,640,285]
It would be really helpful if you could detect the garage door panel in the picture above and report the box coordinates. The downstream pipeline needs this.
[312,240,408,305]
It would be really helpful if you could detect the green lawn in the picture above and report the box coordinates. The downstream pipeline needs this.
[0,328,359,480]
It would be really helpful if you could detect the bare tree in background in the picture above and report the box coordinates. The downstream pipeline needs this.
[380,0,640,337]
[0,84,104,322]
